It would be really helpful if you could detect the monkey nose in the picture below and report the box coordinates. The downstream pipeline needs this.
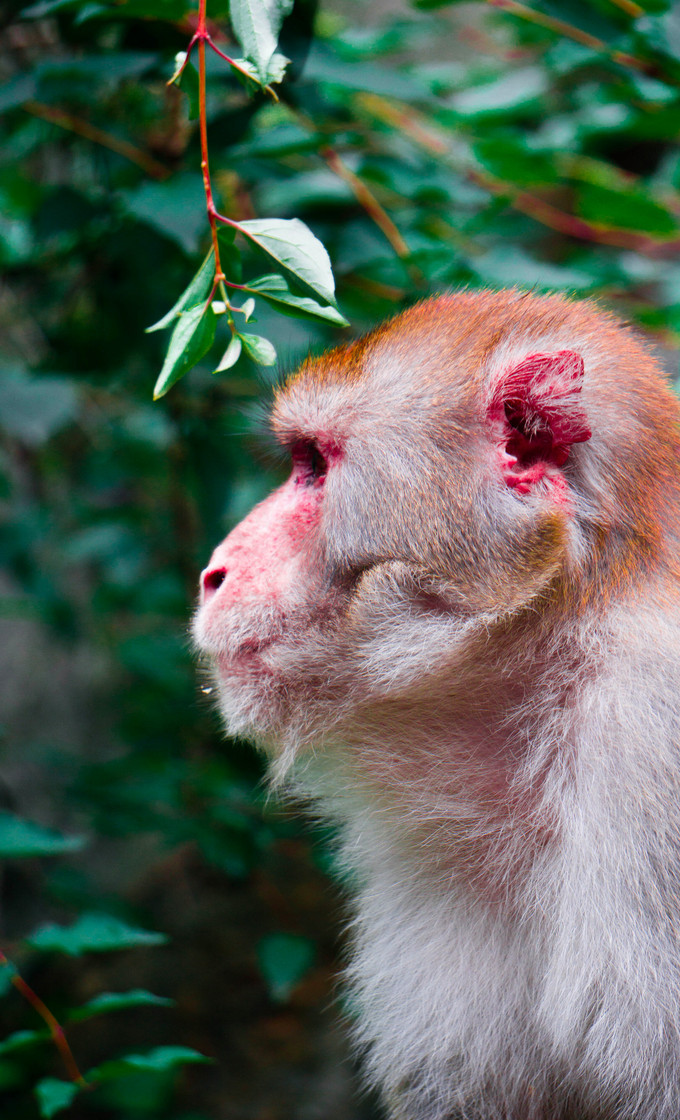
[200,566,227,604]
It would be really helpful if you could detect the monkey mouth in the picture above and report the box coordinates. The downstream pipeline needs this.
[213,634,280,673]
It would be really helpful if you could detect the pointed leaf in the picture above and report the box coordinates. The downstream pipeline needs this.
[234,218,337,305]
[153,304,216,399]
[239,333,277,366]
[265,52,290,85]
[0,1029,46,1056]
[576,182,678,235]
[27,913,168,956]
[34,1079,79,1119]
[0,812,85,858]
[90,1045,210,1082]
[214,336,242,372]
[257,932,316,1002]
[229,0,294,84]
[69,989,174,1023]
[146,251,215,333]
[246,274,349,326]
[170,54,200,120]
[122,174,206,254]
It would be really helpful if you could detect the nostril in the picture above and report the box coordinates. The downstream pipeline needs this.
[202,567,227,601]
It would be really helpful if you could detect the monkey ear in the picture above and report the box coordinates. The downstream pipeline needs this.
[488,350,592,494]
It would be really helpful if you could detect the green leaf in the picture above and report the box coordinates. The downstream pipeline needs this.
[229,0,294,84]
[627,71,677,104]
[303,41,425,100]
[471,246,596,292]
[170,53,200,120]
[34,1078,79,1119]
[448,67,548,117]
[37,52,157,88]
[0,74,38,112]
[146,251,215,333]
[637,12,680,62]
[576,182,678,235]
[234,218,337,305]
[246,274,349,326]
[0,961,17,997]
[473,138,558,188]
[153,304,217,399]
[0,369,79,447]
[90,1045,210,1082]
[265,51,290,85]
[257,932,316,1002]
[230,121,319,159]
[214,336,242,372]
[121,173,206,254]
[412,0,469,7]
[27,913,168,956]
[21,0,82,16]
[217,228,243,285]
[541,0,621,41]
[68,989,174,1023]
[0,812,85,858]
[239,333,277,365]
[0,1029,46,1056]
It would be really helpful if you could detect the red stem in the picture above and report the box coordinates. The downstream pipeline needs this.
[196,0,225,284]
[0,950,87,1088]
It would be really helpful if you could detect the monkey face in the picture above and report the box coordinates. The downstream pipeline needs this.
[192,289,670,763]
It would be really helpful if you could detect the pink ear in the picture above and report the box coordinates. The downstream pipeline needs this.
[489,350,592,494]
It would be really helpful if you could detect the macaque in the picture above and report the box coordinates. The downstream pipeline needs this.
[193,289,680,1120]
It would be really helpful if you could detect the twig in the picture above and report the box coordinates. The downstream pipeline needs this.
[484,0,661,78]
[607,0,644,17]
[0,950,87,1088]
[23,100,170,180]
[195,3,225,289]
[320,146,410,259]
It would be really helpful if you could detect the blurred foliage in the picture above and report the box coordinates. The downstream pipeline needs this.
[1,0,680,1116]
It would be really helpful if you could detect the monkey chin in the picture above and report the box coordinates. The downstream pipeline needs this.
[200,644,323,777]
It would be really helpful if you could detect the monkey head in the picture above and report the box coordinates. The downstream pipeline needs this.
[192,289,674,772]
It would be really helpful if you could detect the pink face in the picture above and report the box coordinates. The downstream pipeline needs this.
[192,437,347,742]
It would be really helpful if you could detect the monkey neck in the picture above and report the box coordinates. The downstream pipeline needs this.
[293,567,680,906]
[294,608,590,903]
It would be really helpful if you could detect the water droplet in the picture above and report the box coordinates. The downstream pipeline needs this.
[201,686,214,696]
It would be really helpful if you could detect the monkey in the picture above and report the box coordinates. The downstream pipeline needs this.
[192,289,680,1120]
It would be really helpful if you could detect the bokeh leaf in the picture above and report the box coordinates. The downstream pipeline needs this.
[0,812,85,858]
[69,989,174,1023]
[34,1078,79,1119]
[257,932,316,1002]
[0,370,78,447]
[27,914,168,956]
[90,1045,210,1081]
[122,175,206,254]
[575,183,679,235]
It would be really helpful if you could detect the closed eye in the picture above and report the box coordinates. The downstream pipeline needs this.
[291,439,328,486]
